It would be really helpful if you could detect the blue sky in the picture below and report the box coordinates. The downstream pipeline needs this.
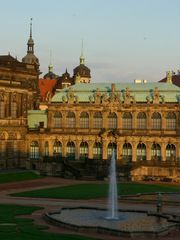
[1,0,180,82]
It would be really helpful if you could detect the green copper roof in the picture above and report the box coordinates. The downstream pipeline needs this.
[28,110,47,129]
[51,82,180,103]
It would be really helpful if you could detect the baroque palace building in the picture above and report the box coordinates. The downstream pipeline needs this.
[28,81,180,180]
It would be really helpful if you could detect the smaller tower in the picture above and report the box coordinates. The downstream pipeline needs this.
[22,18,39,69]
[73,40,91,84]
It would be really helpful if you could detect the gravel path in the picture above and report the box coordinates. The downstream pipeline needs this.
[0,177,179,240]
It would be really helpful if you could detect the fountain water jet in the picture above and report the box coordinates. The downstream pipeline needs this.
[106,149,119,220]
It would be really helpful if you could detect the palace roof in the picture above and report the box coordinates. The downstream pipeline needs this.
[51,82,180,103]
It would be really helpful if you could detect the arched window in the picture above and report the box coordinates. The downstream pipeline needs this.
[0,101,5,118]
[67,112,76,128]
[166,112,176,130]
[11,102,17,118]
[137,112,147,129]
[44,141,49,156]
[93,142,102,159]
[166,144,176,160]
[122,142,132,161]
[53,141,62,156]
[67,141,75,160]
[30,141,39,159]
[108,112,117,129]
[107,142,117,158]
[54,112,62,128]
[137,143,146,161]
[152,112,161,130]
[80,112,89,128]
[80,142,88,160]
[93,112,102,129]
[151,143,161,160]
[122,112,132,129]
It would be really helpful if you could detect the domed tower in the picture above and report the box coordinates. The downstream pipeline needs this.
[73,41,91,84]
[44,64,58,80]
[22,18,39,70]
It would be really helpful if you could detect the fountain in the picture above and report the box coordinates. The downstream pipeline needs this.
[106,149,118,220]
[45,149,179,238]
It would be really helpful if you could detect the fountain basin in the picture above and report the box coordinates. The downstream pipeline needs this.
[45,207,179,238]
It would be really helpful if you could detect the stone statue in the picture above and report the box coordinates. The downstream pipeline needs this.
[153,87,160,104]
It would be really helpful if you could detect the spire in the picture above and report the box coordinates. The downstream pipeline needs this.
[80,39,85,65]
[30,17,32,38]
[27,18,34,54]
[22,18,39,68]
[48,50,53,72]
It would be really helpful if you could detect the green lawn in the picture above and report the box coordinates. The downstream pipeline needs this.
[0,171,42,184]
[0,204,98,240]
[12,182,180,200]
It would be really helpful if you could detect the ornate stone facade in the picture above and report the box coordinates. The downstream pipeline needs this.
[27,82,180,180]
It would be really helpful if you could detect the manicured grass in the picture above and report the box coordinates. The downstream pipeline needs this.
[0,204,98,240]
[12,182,180,200]
[0,171,42,184]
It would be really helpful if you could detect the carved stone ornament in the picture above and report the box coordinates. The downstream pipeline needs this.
[0,92,4,101]
[153,87,160,104]
[124,87,131,104]
[67,87,75,103]
[12,92,17,102]
[94,88,101,104]
[146,95,151,104]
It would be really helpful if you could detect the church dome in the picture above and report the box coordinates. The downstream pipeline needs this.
[73,64,91,78]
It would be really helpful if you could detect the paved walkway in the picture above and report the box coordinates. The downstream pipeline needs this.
[0,177,179,240]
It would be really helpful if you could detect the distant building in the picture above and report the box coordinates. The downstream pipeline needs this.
[38,50,91,102]
[0,20,39,169]
[159,70,180,87]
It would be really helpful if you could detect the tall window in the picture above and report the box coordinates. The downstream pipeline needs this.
[11,102,17,118]
[107,142,117,158]
[80,112,89,128]
[54,112,62,128]
[137,143,146,161]
[0,101,5,118]
[151,143,161,160]
[166,112,176,130]
[108,112,117,129]
[53,141,62,156]
[67,141,75,160]
[44,141,49,156]
[122,142,132,161]
[152,112,161,130]
[30,141,39,159]
[122,112,132,129]
[93,112,102,129]
[67,112,76,128]
[166,144,176,160]
[137,112,147,129]
[93,142,102,159]
[80,142,88,160]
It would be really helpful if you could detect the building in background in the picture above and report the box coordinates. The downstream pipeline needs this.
[0,20,40,168]
[27,82,180,180]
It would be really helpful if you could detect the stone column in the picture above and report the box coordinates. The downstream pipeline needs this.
[88,140,94,159]
[161,142,166,161]
[146,141,151,161]
[102,139,108,160]
[117,139,123,161]
[76,139,81,160]
[132,141,137,162]
[62,139,67,158]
